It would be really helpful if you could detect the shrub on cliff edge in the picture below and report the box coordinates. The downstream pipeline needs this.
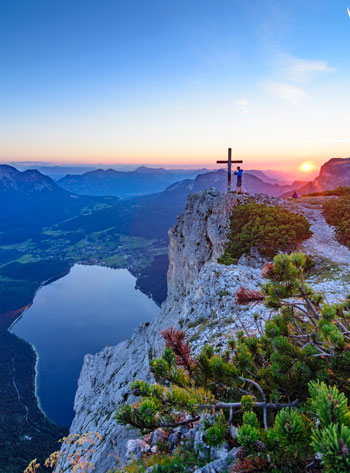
[322,189,350,248]
[218,202,312,264]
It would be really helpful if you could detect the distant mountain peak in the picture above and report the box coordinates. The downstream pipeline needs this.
[57,167,208,197]
[0,164,59,192]
[134,166,167,174]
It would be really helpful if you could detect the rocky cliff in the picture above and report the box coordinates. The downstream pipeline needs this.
[288,157,350,196]
[315,157,350,188]
[60,187,350,472]
[60,189,278,472]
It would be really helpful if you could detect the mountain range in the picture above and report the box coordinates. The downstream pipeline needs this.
[0,165,117,244]
[164,169,307,197]
[15,165,98,180]
[1,157,349,245]
[57,166,208,197]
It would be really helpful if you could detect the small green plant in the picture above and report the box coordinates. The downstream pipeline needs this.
[312,424,350,473]
[203,413,228,447]
[218,202,312,264]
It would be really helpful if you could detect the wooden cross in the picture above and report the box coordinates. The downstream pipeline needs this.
[217,148,243,192]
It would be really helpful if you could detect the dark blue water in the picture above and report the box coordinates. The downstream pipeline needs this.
[11,264,159,427]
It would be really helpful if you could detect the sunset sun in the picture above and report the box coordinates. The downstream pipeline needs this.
[298,161,316,173]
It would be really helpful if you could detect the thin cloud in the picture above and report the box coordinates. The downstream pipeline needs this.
[263,81,307,105]
[236,99,249,115]
[281,54,335,83]
[261,53,335,104]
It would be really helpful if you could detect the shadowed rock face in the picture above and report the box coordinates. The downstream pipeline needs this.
[0,165,59,194]
[0,165,69,222]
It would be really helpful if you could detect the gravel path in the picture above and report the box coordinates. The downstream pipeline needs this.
[287,199,350,302]
[294,201,350,266]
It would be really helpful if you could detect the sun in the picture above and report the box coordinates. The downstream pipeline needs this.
[298,161,315,173]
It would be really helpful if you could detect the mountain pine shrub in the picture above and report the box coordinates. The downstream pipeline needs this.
[322,188,350,248]
[218,202,312,264]
[116,253,350,472]
[307,187,350,197]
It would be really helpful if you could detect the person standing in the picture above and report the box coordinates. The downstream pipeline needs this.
[234,166,243,193]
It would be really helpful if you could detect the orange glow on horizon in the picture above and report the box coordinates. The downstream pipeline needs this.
[2,152,325,175]
[298,161,316,173]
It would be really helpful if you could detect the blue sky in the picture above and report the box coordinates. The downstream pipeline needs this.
[0,0,349,172]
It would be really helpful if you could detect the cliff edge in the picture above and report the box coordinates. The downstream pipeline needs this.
[60,188,350,472]
[60,189,272,471]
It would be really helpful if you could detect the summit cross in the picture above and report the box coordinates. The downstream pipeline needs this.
[217,148,243,192]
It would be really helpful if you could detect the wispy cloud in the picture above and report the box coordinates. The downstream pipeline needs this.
[281,54,335,83]
[262,53,335,104]
[236,99,249,115]
[262,81,307,105]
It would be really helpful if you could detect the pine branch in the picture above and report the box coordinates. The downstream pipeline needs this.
[299,285,320,320]
[238,377,268,431]
[198,400,299,410]
[160,416,200,428]
[161,327,194,375]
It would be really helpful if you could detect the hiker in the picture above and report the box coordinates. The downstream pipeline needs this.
[234,166,243,193]
[292,191,299,199]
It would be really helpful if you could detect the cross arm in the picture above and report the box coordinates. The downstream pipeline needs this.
[216,160,243,164]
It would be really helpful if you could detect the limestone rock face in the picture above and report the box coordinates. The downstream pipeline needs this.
[291,157,350,195]
[59,188,350,472]
[316,157,350,188]
[58,190,284,472]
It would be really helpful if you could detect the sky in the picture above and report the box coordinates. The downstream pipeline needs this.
[0,0,349,174]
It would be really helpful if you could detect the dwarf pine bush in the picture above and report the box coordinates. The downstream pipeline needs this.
[218,202,312,264]
[322,188,350,248]
[116,253,350,472]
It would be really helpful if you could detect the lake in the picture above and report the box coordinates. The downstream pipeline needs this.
[10,264,160,427]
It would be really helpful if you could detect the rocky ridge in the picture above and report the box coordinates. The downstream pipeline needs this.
[61,189,350,472]
[0,164,59,194]
[287,157,350,196]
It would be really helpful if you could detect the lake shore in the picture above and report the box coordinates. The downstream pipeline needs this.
[10,264,160,426]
